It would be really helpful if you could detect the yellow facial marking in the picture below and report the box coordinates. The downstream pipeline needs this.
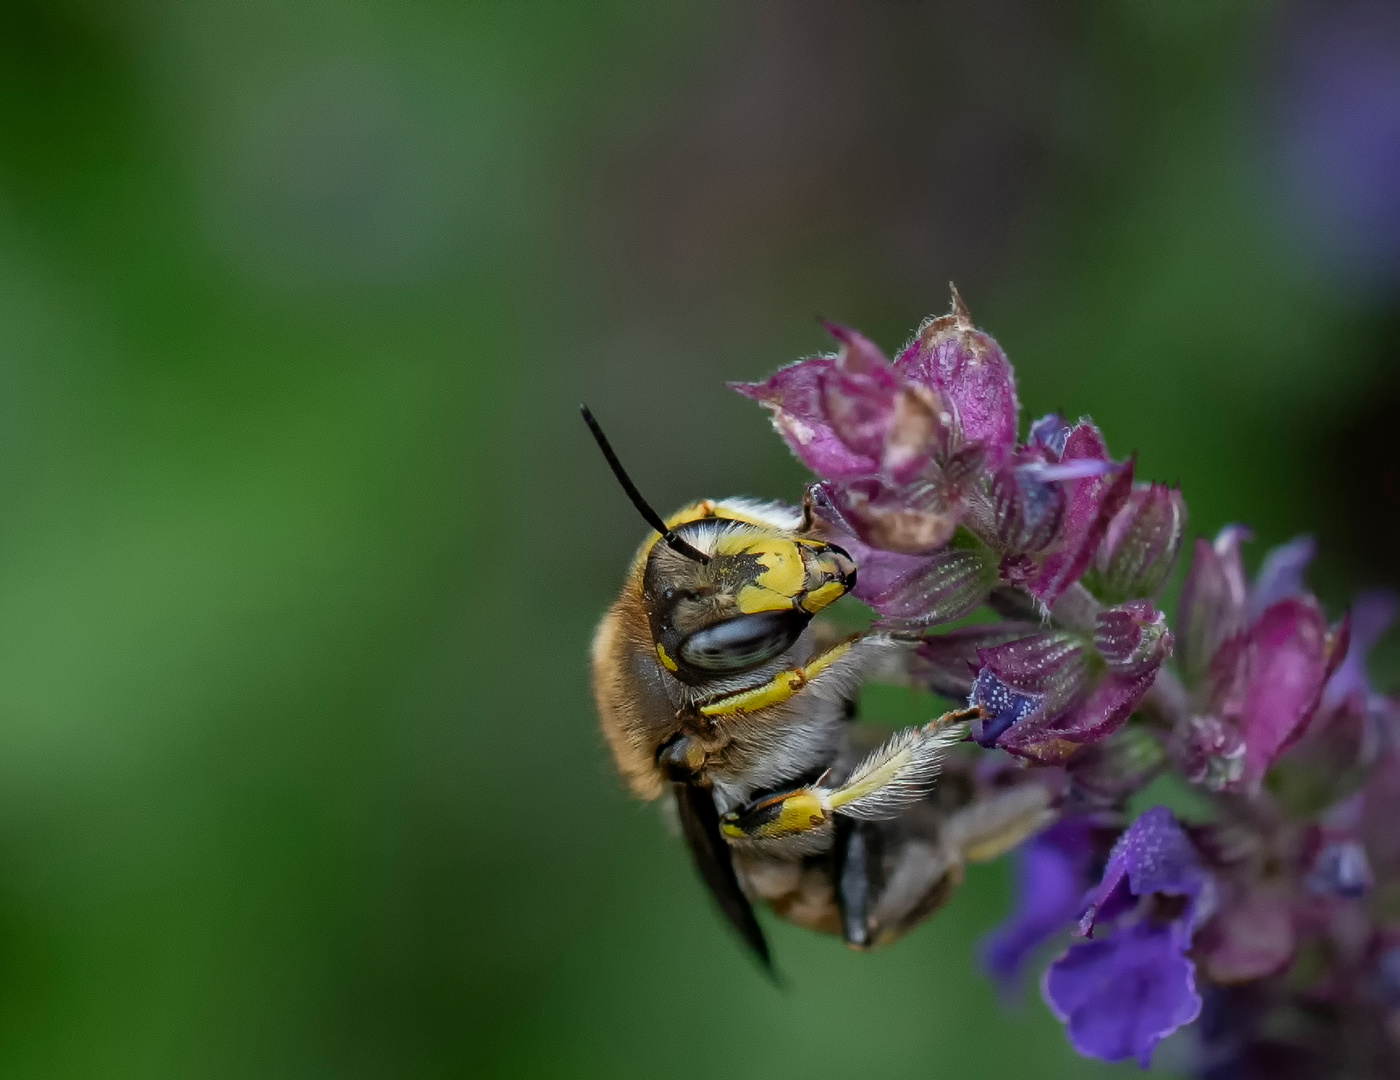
[727,536,808,614]
[753,539,806,595]
[735,584,794,615]
[799,580,846,615]
[699,640,854,718]
[655,643,678,672]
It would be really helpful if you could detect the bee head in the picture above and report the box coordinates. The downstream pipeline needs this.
[582,405,856,685]
[640,517,855,684]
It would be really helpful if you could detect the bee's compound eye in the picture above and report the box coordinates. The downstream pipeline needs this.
[676,610,808,674]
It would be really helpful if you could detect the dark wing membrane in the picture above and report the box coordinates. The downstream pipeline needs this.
[672,782,773,975]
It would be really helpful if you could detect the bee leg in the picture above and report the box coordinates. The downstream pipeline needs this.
[718,709,975,851]
[833,818,885,949]
[865,784,1055,946]
[656,732,708,782]
[941,782,1056,864]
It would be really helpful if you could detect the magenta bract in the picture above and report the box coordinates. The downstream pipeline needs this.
[893,288,1019,472]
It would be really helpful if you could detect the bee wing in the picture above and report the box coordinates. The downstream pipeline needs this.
[672,782,774,977]
[827,715,970,821]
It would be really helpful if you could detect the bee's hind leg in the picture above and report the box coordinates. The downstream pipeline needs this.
[716,707,977,858]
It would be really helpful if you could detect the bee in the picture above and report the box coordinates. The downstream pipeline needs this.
[584,407,1054,970]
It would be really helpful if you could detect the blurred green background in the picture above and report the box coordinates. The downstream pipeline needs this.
[0,2,1395,1077]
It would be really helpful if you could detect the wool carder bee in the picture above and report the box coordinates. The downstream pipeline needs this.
[584,407,1055,970]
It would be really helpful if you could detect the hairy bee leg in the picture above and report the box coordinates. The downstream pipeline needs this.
[718,709,975,849]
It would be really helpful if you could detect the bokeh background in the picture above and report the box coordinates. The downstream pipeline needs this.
[0,2,1395,1077]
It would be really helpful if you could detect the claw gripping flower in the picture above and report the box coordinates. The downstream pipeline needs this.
[736,288,1400,1075]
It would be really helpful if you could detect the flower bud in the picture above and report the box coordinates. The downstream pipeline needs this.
[991,461,1066,554]
[1095,601,1173,676]
[1020,423,1134,604]
[915,623,1040,698]
[969,668,1045,747]
[1308,839,1373,898]
[819,476,963,555]
[1068,724,1167,804]
[819,320,947,484]
[868,540,1001,630]
[1173,714,1246,791]
[1084,483,1186,605]
[1177,526,1251,688]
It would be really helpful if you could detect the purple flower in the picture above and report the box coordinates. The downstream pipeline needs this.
[720,295,1400,1077]
[1307,839,1373,898]
[1044,922,1202,1069]
[967,602,1170,763]
[1227,598,1334,791]
[1247,535,1318,621]
[1321,589,1398,711]
[734,291,1021,562]
[982,819,1099,997]
[1078,807,1210,937]
[1044,808,1209,1068]
[1001,421,1135,605]
[1270,591,1400,808]
[1172,531,1347,792]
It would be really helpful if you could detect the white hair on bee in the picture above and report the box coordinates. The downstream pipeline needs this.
[711,497,803,532]
[827,712,973,821]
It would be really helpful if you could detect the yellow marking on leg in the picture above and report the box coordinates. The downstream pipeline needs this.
[656,643,679,672]
[699,640,854,718]
[722,790,830,839]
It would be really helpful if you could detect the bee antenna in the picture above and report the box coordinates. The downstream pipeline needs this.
[580,405,711,565]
